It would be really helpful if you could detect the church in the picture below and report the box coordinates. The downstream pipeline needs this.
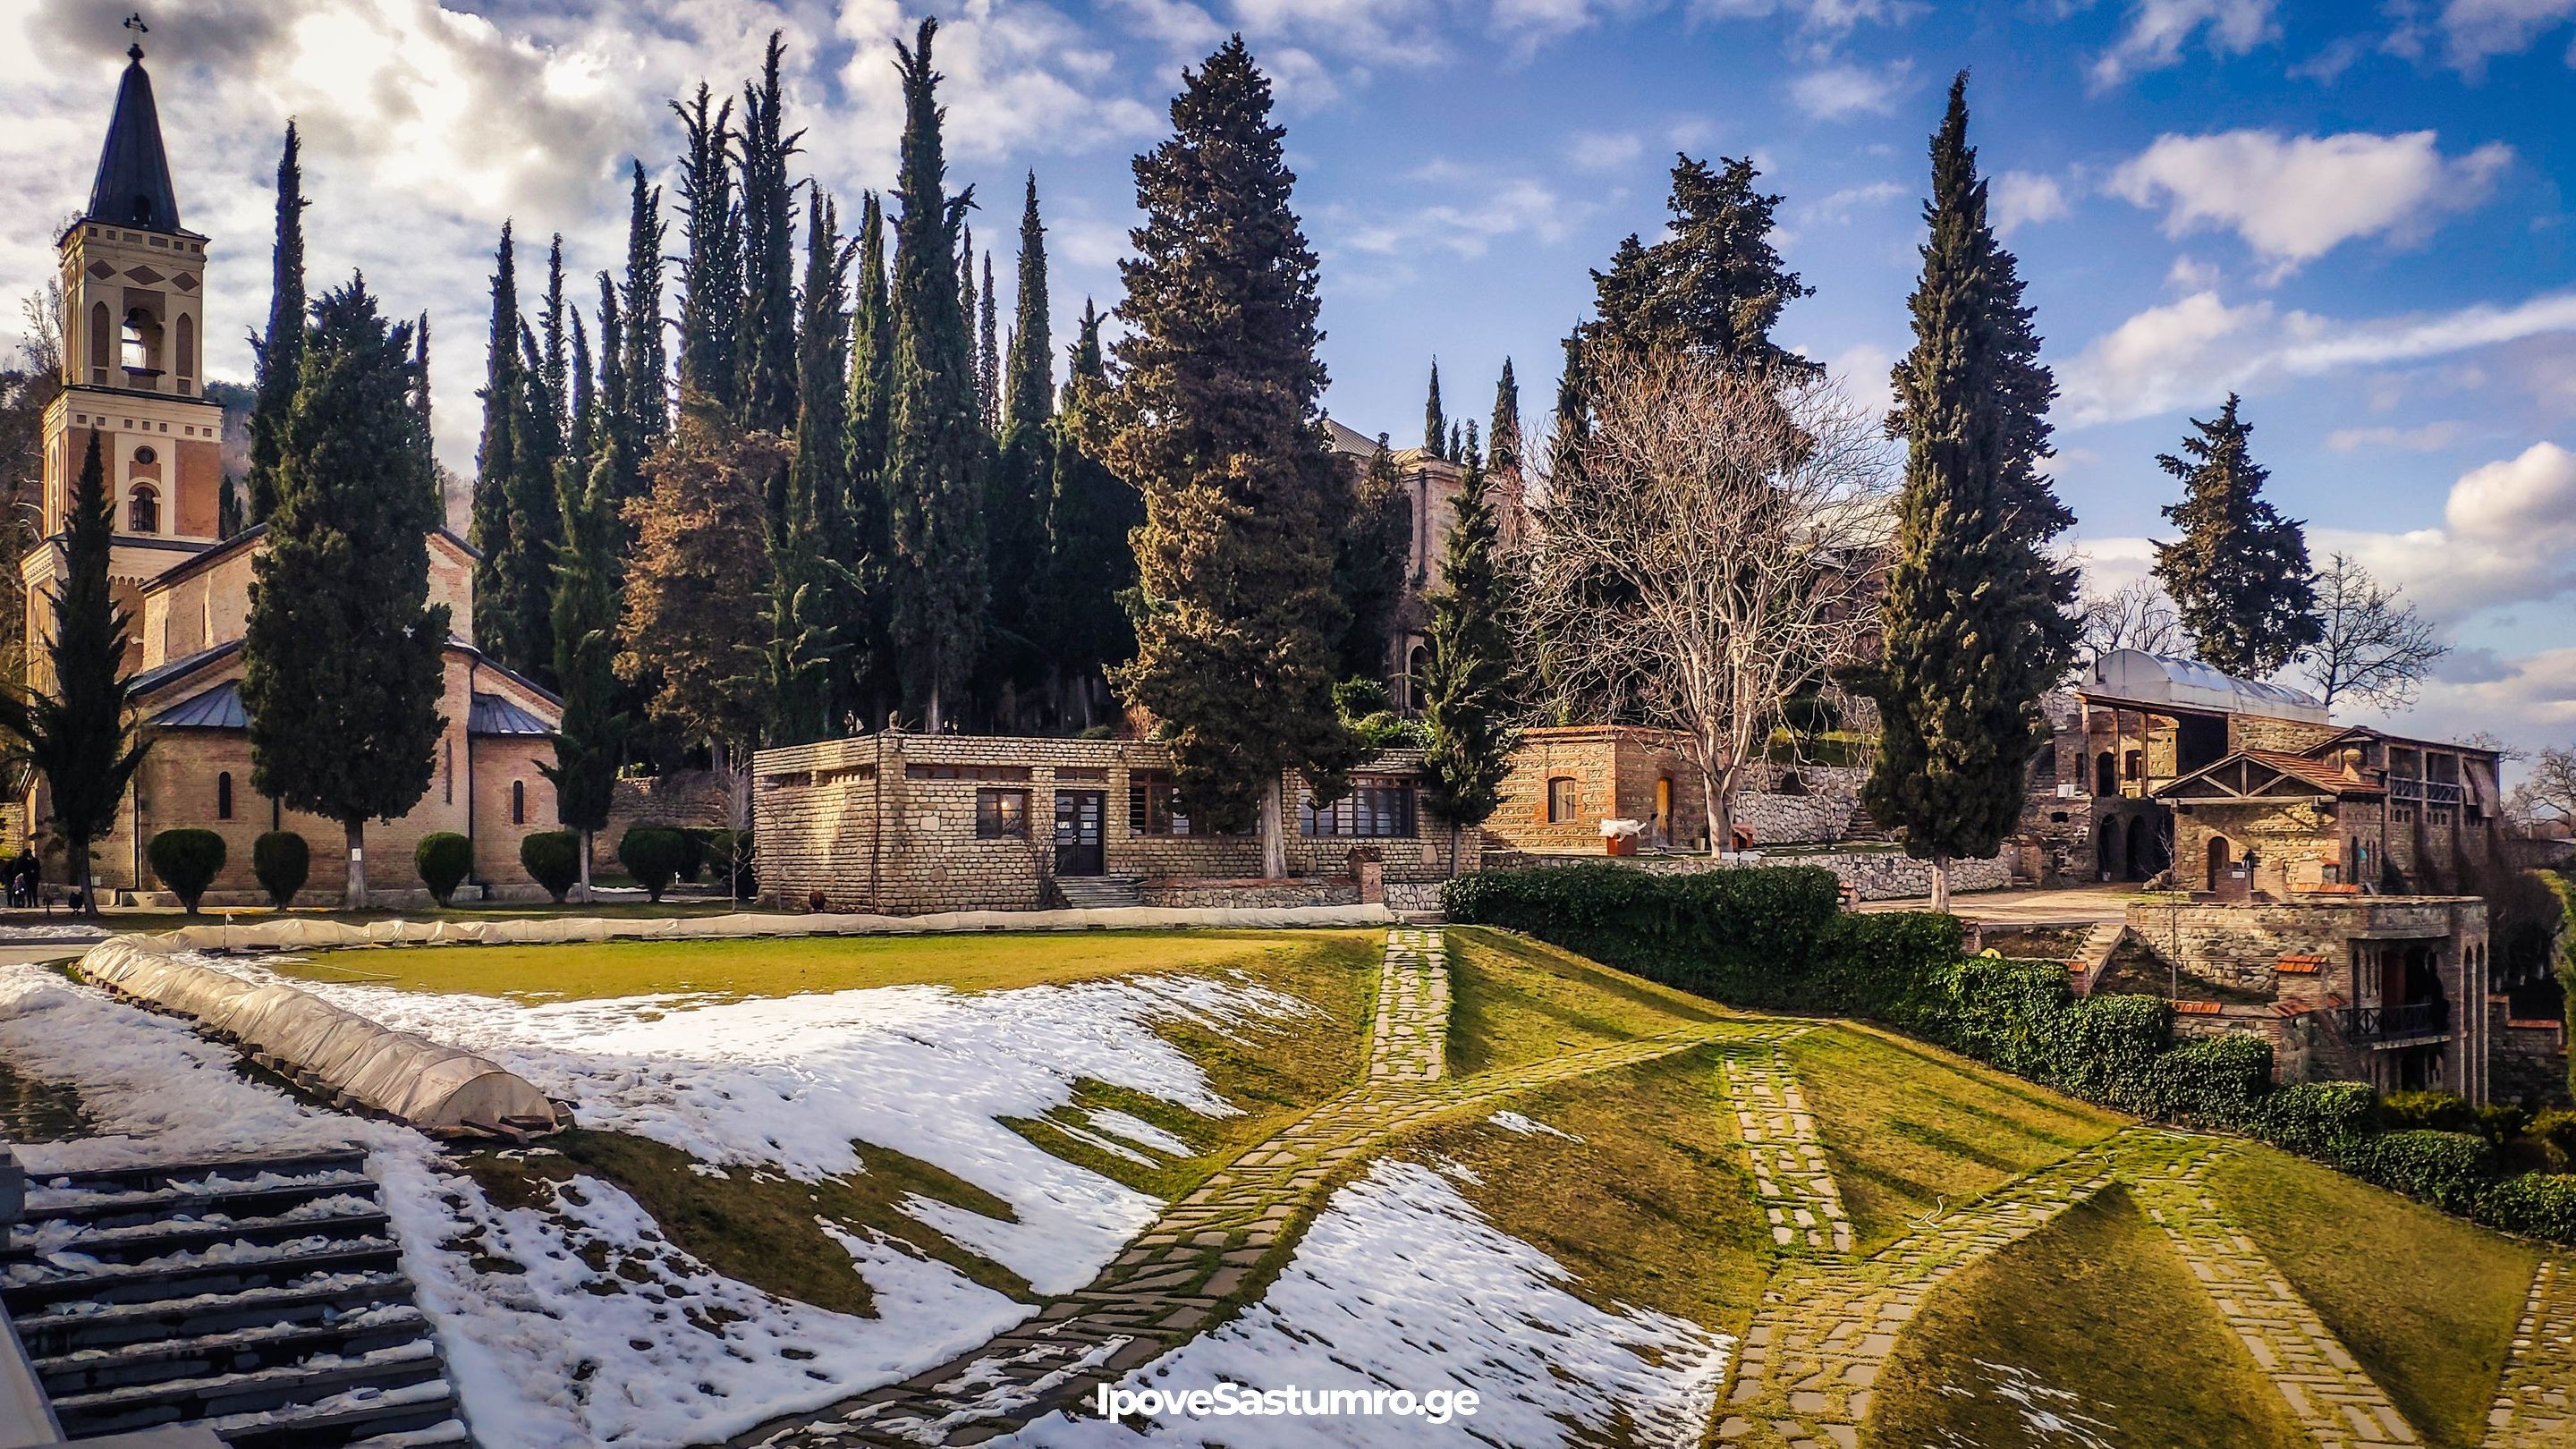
[15,38,564,907]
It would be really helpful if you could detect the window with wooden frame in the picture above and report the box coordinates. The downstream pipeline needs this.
[1127,769,1249,835]
[1546,776,1578,823]
[1302,776,1416,838]
[976,788,1030,838]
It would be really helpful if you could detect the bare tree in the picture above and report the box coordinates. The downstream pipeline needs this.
[2298,551,2449,709]
[2078,576,2188,663]
[2520,745,2576,829]
[19,281,64,381]
[1521,351,1894,852]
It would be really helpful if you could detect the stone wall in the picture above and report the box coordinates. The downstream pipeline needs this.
[1489,727,1709,853]
[2495,1013,2571,1107]
[1137,878,1361,910]
[1733,762,1862,846]
[595,770,734,871]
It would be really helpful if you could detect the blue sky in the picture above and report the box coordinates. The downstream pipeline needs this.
[4,0,2572,753]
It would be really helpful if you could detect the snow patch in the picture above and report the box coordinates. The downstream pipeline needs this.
[1487,1109,1583,1141]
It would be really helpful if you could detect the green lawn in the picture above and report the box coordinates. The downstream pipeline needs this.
[272,928,1381,1003]
[1442,926,1729,1078]
[1398,1046,1771,1333]
[1866,1185,2315,1449]
[2208,1141,2538,1449]
[1785,1024,2124,1251]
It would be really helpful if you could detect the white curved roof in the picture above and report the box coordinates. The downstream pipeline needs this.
[2086,648,2328,724]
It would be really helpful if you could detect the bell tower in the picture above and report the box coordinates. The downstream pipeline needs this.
[25,15,229,684]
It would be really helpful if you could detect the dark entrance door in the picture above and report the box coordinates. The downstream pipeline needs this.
[1055,790,1106,877]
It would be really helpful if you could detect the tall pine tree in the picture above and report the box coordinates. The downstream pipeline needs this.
[978,250,1002,433]
[779,192,856,743]
[1422,360,1445,455]
[501,316,562,682]
[736,30,801,437]
[1110,38,1363,875]
[621,160,670,467]
[242,277,450,910]
[883,20,989,731]
[844,191,899,726]
[470,224,522,657]
[1850,73,2079,911]
[538,235,570,455]
[1332,437,1411,681]
[1574,154,1818,380]
[1417,453,1515,875]
[1488,358,1521,477]
[2152,394,2322,678]
[1042,301,1139,728]
[673,83,742,413]
[246,121,306,523]
[985,175,1054,725]
[543,421,627,902]
[0,433,148,914]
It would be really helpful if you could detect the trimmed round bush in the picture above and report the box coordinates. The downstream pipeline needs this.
[148,829,227,915]
[252,831,309,909]
[2254,1080,2377,1161]
[619,826,687,902]
[675,828,709,885]
[415,833,474,906]
[521,831,580,904]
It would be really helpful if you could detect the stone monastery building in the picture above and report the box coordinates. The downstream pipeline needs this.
[15,41,564,906]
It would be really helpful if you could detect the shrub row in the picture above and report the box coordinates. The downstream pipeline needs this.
[145,825,757,908]
[1442,864,2576,1246]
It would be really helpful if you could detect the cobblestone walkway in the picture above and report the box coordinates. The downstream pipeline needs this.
[1712,1130,2173,1449]
[1719,1037,1851,1254]
[2124,1148,2420,1449]
[730,928,1756,1448]
[2484,1254,2575,1448]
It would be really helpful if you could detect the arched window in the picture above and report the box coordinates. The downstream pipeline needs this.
[133,445,156,465]
[174,314,195,389]
[121,312,148,371]
[511,779,527,826]
[88,301,112,384]
[216,771,233,820]
[2094,751,2116,797]
[127,483,159,534]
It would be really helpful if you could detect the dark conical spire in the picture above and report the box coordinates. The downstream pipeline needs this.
[87,38,183,233]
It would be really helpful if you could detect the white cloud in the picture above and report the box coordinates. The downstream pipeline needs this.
[2165,253,2221,290]
[2316,442,2576,620]
[2429,0,2576,70]
[2088,0,2275,89]
[1992,170,2069,235]
[2109,130,2511,267]
[836,4,1162,165]
[1332,176,1581,262]
[1824,341,1895,424]
[1690,0,1911,41]
[1787,59,1911,120]
[2324,420,2462,453]
[1565,130,1644,171]
[1801,180,1906,225]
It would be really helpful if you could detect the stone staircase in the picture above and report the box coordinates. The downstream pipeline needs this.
[2068,920,2127,996]
[1053,876,1144,910]
[4,1147,468,1448]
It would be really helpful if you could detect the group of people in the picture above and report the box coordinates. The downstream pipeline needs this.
[5,852,50,911]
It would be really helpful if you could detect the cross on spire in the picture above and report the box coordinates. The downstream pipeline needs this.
[124,12,148,61]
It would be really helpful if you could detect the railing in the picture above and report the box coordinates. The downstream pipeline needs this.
[2343,999,2450,1042]
[2385,776,2462,807]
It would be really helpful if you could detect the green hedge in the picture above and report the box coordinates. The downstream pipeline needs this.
[252,832,309,908]
[2254,1081,2378,1160]
[147,829,226,915]
[2477,1174,2576,1241]
[2350,1131,2496,1214]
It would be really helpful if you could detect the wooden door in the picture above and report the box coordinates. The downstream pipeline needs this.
[1055,791,1105,877]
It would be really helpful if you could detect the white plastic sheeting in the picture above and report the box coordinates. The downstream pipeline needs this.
[75,941,562,1132]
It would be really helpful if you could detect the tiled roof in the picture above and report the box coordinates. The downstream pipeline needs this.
[149,679,247,729]
[2242,749,2372,793]
[2275,954,2326,974]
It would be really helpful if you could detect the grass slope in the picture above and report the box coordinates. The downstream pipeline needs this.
[1786,1025,2123,1251]
[1866,1185,2314,1449]
[1397,1046,1771,1333]
[1443,926,1728,1078]
[277,928,1378,1003]
[2208,1142,2537,1449]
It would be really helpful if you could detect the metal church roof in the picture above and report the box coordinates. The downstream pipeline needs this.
[86,47,184,233]
[151,679,248,729]
[469,692,555,736]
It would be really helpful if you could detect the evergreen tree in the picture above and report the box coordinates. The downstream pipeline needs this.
[985,176,1054,724]
[621,160,670,470]
[979,250,1002,433]
[1489,357,1521,477]
[1109,38,1363,873]
[593,272,628,498]
[844,191,899,724]
[2152,394,2322,677]
[538,234,569,454]
[782,192,857,742]
[1333,436,1411,680]
[673,83,742,413]
[1849,74,2080,911]
[883,19,989,731]
[1464,418,1480,469]
[958,221,979,399]
[1417,454,1514,874]
[470,224,522,656]
[736,30,801,436]
[1574,153,1818,379]
[1422,360,1445,455]
[246,121,306,523]
[218,475,244,538]
[542,425,627,902]
[0,432,148,913]
[1041,301,1138,728]
[241,277,449,910]
[501,317,562,682]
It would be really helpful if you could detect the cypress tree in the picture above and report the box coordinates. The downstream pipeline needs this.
[979,251,1002,433]
[2152,394,2322,677]
[1333,436,1411,680]
[0,432,148,914]
[470,224,522,656]
[784,191,857,741]
[845,191,898,724]
[246,121,306,523]
[218,475,244,538]
[543,424,627,902]
[1489,358,1521,477]
[538,234,569,453]
[502,317,561,682]
[736,30,801,437]
[1422,360,1444,455]
[883,19,989,731]
[985,176,1055,724]
[241,277,449,910]
[1849,73,2080,911]
[1418,454,1515,875]
[1042,302,1139,728]
[620,160,670,469]
[1109,38,1363,873]
[959,221,978,394]
[673,83,742,414]
[593,273,628,497]
[567,309,594,457]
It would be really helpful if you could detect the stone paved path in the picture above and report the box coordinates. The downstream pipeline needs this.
[2125,1148,2421,1449]
[1712,1129,2178,1449]
[730,928,1761,1448]
[2484,1254,2576,1448]
[1719,1037,1851,1254]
